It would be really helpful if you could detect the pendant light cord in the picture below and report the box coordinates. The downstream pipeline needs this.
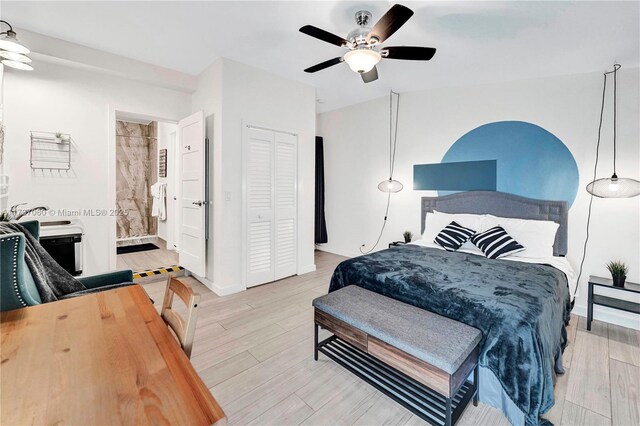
[0,20,14,35]
[389,91,400,179]
[361,91,401,255]
[575,70,609,296]
[359,192,391,255]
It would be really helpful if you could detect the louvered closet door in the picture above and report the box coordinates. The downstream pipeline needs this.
[274,133,297,280]
[246,128,275,287]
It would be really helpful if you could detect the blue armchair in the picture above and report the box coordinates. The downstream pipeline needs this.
[1,220,134,312]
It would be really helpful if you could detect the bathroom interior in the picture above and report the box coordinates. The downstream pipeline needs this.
[115,116,180,274]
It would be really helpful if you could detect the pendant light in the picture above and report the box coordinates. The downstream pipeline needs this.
[377,178,403,192]
[0,21,33,71]
[586,64,640,198]
[378,90,402,193]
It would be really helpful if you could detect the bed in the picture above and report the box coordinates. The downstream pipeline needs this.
[328,191,575,426]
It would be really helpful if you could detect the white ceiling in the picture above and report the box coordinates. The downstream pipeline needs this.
[4,1,639,112]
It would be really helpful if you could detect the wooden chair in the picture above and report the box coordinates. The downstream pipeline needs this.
[161,276,200,358]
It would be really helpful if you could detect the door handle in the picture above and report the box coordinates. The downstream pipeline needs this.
[192,201,204,206]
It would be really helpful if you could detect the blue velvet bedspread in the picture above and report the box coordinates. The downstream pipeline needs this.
[329,244,571,426]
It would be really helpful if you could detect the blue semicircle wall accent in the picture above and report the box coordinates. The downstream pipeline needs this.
[440,121,579,207]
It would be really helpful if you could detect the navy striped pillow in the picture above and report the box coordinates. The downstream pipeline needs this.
[471,226,525,259]
[434,221,476,252]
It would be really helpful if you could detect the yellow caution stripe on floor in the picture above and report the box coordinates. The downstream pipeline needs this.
[133,265,184,279]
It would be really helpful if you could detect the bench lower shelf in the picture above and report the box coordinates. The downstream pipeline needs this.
[317,335,477,426]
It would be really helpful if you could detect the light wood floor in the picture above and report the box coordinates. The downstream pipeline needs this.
[116,238,179,272]
[141,251,640,426]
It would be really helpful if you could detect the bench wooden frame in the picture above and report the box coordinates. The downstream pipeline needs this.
[314,308,479,426]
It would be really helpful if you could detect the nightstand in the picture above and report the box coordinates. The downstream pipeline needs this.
[587,275,640,331]
[388,241,407,248]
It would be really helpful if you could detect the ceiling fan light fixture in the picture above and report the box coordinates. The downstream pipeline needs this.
[300,4,435,83]
[0,30,29,54]
[344,49,381,73]
[1,59,33,71]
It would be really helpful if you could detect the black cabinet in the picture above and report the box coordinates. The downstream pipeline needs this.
[40,233,83,276]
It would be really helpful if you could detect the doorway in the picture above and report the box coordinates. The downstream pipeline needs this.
[114,113,179,274]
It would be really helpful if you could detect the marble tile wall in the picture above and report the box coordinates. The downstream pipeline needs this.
[116,120,158,239]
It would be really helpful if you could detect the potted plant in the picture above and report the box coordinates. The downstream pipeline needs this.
[403,230,413,244]
[54,132,63,143]
[606,261,628,288]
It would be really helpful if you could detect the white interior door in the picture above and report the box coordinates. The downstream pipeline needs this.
[274,132,297,280]
[178,111,206,277]
[246,128,275,287]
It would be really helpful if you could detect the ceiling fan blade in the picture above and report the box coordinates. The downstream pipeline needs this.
[381,46,436,61]
[304,57,344,73]
[299,25,349,47]
[361,66,378,83]
[367,4,414,44]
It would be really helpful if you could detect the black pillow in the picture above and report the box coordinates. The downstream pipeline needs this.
[471,226,525,259]
[434,221,476,252]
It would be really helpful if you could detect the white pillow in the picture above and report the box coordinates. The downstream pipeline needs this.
[482,214,559,259]
[423,211,485,254]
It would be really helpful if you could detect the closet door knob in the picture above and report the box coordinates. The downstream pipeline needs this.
[192,201,204,206]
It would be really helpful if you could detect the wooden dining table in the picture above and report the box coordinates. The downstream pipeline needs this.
[0,284,226,425]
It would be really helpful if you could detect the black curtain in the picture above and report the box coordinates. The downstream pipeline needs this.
[315,137,328,244]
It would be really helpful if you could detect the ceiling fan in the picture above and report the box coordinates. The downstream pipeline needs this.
[300,4,436,83]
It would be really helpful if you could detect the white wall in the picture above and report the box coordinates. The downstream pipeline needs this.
[3,61,191,274]
[192,58,316,295]
[318,68,640,329]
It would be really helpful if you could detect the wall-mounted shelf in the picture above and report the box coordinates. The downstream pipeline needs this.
[30,131,71,171]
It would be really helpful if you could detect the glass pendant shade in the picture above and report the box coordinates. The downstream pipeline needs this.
[1,59,33,71]
[0,50,31,62]
[344,49,381,73]
[378,179,403,193]
[586,174,640,198]
[0,32,29,54]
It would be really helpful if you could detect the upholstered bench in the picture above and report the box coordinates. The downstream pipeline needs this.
[312,285,482,426]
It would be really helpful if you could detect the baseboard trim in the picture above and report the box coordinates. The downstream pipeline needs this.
[188,273,246,296]
[315,246,358,259]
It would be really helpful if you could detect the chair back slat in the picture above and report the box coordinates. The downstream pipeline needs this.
[160,276,200,358]
[168,277,194,306]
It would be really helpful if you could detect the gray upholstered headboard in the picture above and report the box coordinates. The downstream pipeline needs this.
[421,191,568,256]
